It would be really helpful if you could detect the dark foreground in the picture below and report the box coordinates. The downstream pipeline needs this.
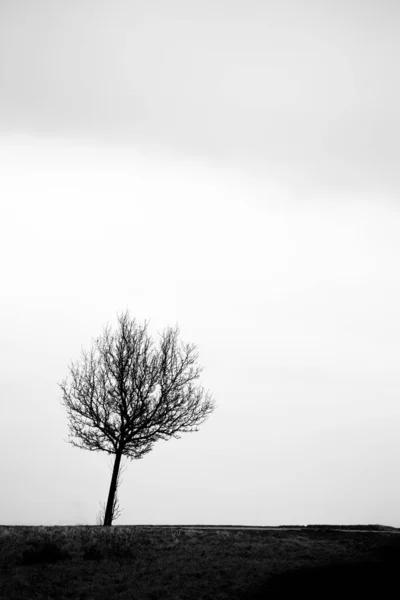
[0,525,399,599]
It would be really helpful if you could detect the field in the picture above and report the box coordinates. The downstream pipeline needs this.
[1,525,399,599]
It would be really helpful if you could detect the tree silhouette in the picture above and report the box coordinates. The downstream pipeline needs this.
[60,311,215,526]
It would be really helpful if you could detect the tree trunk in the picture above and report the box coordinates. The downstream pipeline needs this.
[103,448,123,526]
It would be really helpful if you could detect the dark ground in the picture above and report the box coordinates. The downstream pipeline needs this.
[241,528,400,599]
[0,525,399,599]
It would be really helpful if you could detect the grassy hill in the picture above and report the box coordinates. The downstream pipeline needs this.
[1,525,399,599]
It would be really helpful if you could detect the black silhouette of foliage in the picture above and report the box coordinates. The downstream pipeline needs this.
[60,311,215,526]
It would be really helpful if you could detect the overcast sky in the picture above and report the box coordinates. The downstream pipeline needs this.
[1,0,400,527]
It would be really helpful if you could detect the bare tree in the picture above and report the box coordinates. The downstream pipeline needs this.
[60,311,215,526]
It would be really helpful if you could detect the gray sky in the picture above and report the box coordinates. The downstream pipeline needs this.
[1,0,400,526]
